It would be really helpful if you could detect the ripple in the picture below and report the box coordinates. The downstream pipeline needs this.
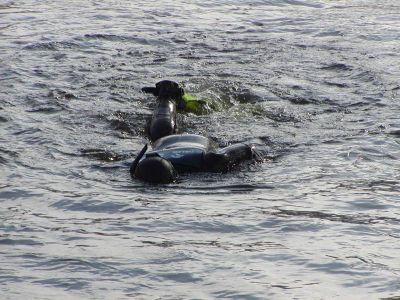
[158,271,202,283]
[80,33,169,46]
[271,209,391,225]
[0,147,18,165]
[23,41,81,51]
[388,130,400,137]
[320,63,353,72]
[33,278,89,291]
[26,105,64,114]
[0,189,42,200]
[50,199,135,214]
[80,148,129,162]
[0,237,43,246]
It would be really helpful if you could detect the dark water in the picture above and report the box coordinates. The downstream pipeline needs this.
[1,0,400,298]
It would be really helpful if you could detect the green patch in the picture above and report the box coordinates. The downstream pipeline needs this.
[182,93,197,102]
[180,92,261,116]
[181,93,211,115]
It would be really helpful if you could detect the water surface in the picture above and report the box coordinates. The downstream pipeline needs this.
[1,0,400,299]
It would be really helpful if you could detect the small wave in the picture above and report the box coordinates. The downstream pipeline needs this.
[269,87,320,105]
[26,105,64,114]
[33,277,89,290]
[109,119,135,134]
[339,147,397,162]
[80,148,130,162]
[143,238,285,251]
[234,88,264,104]
[0,237,43,246]
[388,130,400,137]
[48,89,77,100]
[0,147,18,165]
[157,272,202,284]
[345,101,370,108]
[50,198,132,213]
[196,0,323,8]
[0,2,16,9]
[13,127,42,135]
[315,30,344,38]
[285,0,324,8]
[104,110,147,136]
[81,34,168,46]
[271,209,398,225]
[83,33,129,41]
[349,70,377,83]
[32,256,120,276]
[320,63,353,72]
[323,81,349,88]
[23,41,80,51]
[0,189,42,200]
[177,183,274,192]
[264,108,301,123]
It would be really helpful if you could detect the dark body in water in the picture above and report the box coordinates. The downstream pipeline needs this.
[142,80,185,142]
[134,80,258,183]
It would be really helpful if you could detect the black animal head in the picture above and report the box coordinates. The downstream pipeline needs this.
[142,80,184,101]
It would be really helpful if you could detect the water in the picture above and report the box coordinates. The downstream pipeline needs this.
[1,0,400,298]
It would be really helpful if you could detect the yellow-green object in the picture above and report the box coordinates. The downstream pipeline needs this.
[181,92,226,114]
[181,93,207,114]
[182,93,197,102]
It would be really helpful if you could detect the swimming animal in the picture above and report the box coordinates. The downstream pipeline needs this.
[142,80,184,142]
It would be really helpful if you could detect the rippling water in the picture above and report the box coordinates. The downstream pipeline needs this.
[1,0,400,299]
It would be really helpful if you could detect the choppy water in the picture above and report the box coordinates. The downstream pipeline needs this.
[1,0,400,299]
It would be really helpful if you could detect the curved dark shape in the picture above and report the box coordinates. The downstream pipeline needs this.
[142,80,184,141]
[148,99,177,142]
[131,134,256,184]
[142,80,184,102]
[129,144,148,177]
[134,155,177,184]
